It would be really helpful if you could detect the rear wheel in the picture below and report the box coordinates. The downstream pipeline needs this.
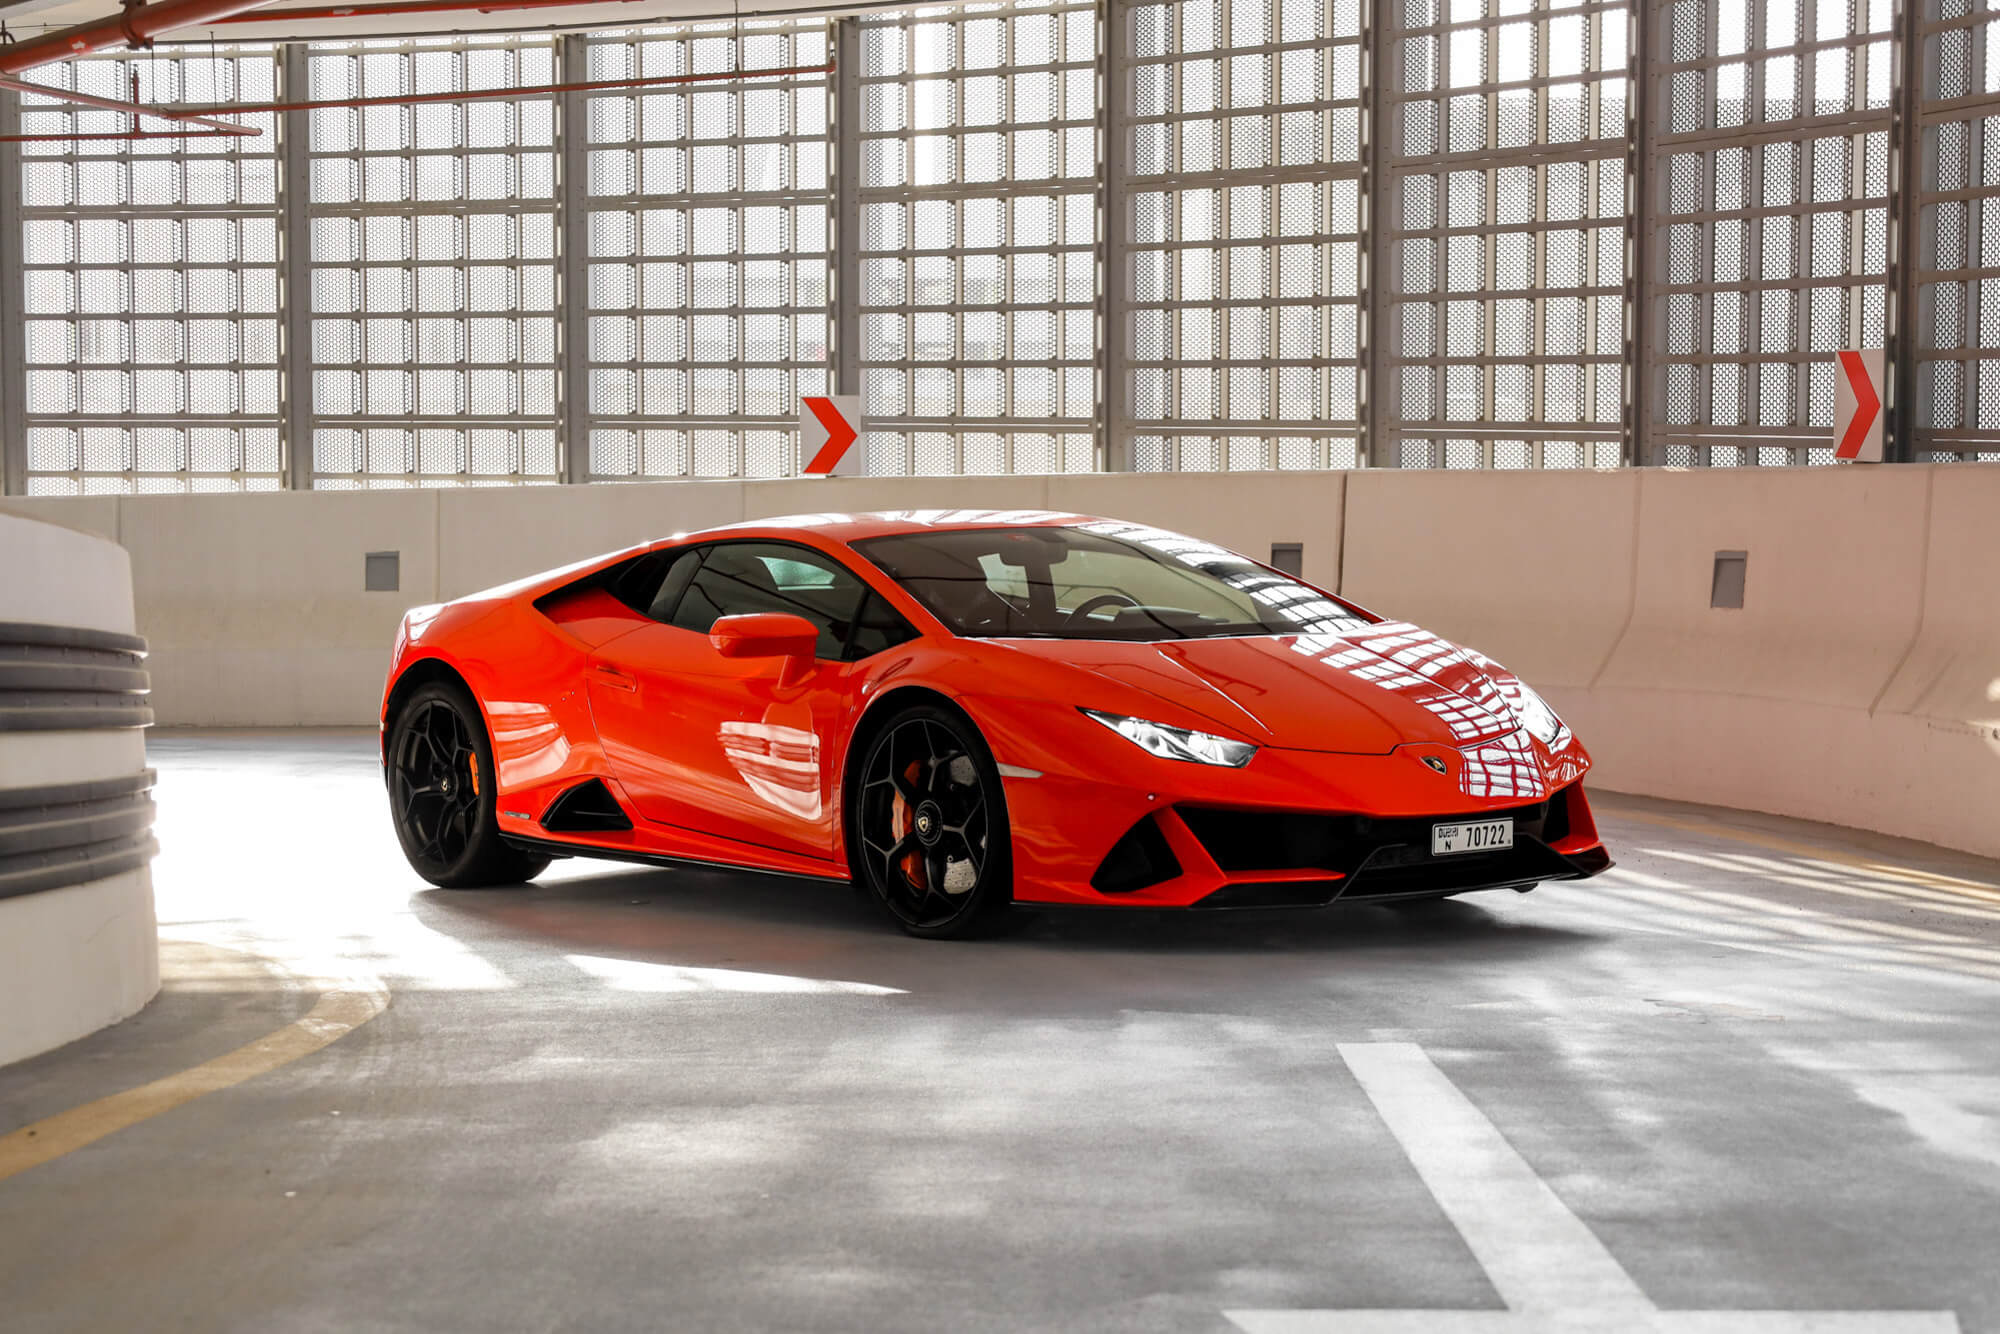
[387,681,549,889]
[854,704,1012,939]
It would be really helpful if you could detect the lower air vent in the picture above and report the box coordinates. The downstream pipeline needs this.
[1090,814,1181,894]
[540,779,632,833]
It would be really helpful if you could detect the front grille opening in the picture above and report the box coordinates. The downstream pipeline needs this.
[541,779,632,833]
[1176,807,1346,872]
[1178,801,1553,875]
[1177,796,1585,906]
[1091,815,1182,893]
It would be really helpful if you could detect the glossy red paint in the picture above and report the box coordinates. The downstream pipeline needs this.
[381,511,1611,909]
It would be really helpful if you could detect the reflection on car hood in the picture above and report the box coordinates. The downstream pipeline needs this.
[996,622,1525,754]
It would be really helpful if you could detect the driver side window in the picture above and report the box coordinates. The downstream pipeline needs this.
[665,542,914,661]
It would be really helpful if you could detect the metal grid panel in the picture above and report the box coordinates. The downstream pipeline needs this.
[1649,0,1892,466]
[855,1,1099,475]
[1121,0,1367,471]
[305,36,559,487]
[1914,0,2000,461]
[16,50,284,493]
[7,0,1992,490]
[1384,0,1632,469]
[582,20,832,481]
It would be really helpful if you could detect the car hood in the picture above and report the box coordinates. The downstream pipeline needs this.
[992,623,1526,755]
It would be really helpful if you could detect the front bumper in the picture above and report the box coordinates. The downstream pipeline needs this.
[961,694,1611,909]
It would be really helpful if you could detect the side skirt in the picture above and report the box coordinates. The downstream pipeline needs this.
[499,832,853,886]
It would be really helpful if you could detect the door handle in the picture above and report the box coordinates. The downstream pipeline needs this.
[588,664,637,693]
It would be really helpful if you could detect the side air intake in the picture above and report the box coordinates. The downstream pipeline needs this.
[540,779,632,833]
[1090,814,1181,893]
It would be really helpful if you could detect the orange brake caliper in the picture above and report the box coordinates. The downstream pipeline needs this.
[892,760,927,889]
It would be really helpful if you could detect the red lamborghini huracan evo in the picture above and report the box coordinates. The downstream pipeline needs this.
[381,510,1610,937]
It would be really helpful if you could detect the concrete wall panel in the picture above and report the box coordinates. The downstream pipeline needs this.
[1338,468,1639,688]
[116,490,443,727]
[1598,467,1931,709]
[438,481,747,601]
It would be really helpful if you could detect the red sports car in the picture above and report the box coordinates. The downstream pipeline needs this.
[380,511,1610,937]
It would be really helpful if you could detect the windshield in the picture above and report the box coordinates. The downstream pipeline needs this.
[851,521,1375,641]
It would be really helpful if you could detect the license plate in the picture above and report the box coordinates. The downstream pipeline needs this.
[1431,818,1513,856]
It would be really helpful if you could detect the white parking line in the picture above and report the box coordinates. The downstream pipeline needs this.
[1226,1043,1960,1334]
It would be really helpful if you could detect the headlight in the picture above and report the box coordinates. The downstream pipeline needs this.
[1510,683,1570,749]
[1082,709,1258,767]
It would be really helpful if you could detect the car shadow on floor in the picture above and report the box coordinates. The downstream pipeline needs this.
[405,856,1607,1000]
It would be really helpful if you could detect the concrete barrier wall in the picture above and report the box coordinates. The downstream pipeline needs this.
[4,463,1996,860]
[1337,464,1999,861]
[0,471,1349,726]
[0,514,160,1068]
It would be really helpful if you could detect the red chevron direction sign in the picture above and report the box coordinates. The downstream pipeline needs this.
[799,396,862,477]
[1833,349,1883,463]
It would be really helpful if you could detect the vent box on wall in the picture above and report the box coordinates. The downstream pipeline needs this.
[365,551,401,593]
[1711,550,1747,609]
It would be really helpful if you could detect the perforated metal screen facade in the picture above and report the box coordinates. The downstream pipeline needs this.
[583,22,832,480]
[13,51,284,492]
[304,37,561,487]
[1120,0,1368,471]
[855,3,1099,475]
[1914,0,2000,460]
[1647,0,1893,466]
[0,0,1982,492]
[1381,0,1630,470]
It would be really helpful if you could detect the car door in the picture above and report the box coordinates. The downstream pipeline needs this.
[584,540,913,862]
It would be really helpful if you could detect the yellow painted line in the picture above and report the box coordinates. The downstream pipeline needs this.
[1607,805,2000,906]
[0,970,389,1185]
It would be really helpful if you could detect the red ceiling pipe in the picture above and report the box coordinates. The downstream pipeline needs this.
[177,61,834,115]
[0,74,260,134]
[0,0,292,75]
[211,0,646,22]
[0,127,250,141]
[0,60,829,144]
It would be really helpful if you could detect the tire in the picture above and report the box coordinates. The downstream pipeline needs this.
[851,703,1013,939]
[386,680,550,889]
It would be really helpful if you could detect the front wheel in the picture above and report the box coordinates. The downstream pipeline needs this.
[853,704,1012,939]
[387,681,549,889]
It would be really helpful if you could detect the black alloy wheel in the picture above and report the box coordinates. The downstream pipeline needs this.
[855,704,1012,938]
[387,681,548,889]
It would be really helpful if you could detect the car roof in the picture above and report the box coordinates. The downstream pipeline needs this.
[660,509,1107,546]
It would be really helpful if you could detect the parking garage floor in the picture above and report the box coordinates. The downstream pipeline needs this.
[2,732,1997,1333]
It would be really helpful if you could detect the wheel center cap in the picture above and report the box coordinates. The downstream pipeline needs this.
[913,801,944,846]
[440,776,454,795]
